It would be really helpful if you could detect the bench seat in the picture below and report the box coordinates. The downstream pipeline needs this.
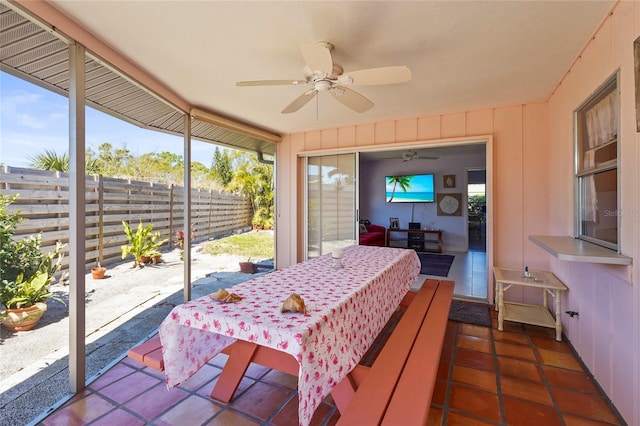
[336,278,454,425]
[127,335,164,371]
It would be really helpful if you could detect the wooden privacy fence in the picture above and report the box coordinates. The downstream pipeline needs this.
[0,166,252,270]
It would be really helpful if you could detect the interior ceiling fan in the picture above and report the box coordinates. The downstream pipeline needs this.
[236,41,412,114]
[401,150,438,162]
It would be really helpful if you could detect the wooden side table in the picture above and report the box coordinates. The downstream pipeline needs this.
[493,267,568,341]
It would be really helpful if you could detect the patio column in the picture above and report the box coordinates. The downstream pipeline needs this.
[68,42,87,392]
[183,114,192,302]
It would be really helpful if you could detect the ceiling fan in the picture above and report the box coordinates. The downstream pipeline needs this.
[236,42,412,114]
[401,150,438,162]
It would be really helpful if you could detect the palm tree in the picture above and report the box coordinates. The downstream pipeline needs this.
[29,149,101,174]
[29,150,69,172]
[387,175,414,201]
[29,149,100,175]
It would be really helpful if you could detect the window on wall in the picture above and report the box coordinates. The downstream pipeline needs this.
[575,73,619,251]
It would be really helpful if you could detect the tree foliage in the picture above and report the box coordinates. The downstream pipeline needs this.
[29,149,100,174]
[468,194,486,215]
[227,152,274,229]
[210,147,234,187]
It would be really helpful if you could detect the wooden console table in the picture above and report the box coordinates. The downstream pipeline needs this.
[493,267,568,341]
[386,228,443,253]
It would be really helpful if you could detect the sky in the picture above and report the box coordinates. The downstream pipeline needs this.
[0,71,220,169]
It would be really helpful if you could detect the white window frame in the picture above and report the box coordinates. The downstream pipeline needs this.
[574,71,620,251]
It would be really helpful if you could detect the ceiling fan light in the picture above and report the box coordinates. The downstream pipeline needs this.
[331,87,345,96]
[315,80,332,91]
[337,75,353,85]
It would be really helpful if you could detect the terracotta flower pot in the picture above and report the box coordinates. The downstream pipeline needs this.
[239,262,255,274]
[91,267,106,279]
[1,303,47,332]
[151,254,162,264]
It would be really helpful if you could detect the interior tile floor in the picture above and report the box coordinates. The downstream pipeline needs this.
[421,233,487,300]
[443,248,487,300]
[40,309,624,426]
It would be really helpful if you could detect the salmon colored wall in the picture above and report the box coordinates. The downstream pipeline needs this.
[276,2,638,422]
[545,2,638,423]
[277,102,549,284]
[277,104,549,310]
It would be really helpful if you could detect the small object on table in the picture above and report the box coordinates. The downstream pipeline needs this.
[210,288,243,303]
[331,247,344,269]
[281,293,308,314]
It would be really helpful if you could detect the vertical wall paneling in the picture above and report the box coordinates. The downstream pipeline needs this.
[321,128,339,150]
[441,112,466,138]
[593,15,613,81]
[305,130,322,151]
[374,120,395,144]
[355,123,375,145]
[492,106,525,272]
[417,115,441,140]
[338,126,356,146]
[396,118,418,142]
[545,3,638,422]
[522,103,551,304]
[466,109,494,135]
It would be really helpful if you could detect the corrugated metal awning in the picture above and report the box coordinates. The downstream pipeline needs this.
[0,3,277,155]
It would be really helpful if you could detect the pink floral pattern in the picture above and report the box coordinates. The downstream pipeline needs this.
[159,246,420,426]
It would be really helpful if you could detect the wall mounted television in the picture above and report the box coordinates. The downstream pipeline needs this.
[385,173,435,203]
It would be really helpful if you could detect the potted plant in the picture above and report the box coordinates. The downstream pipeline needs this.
[91,262,107,279]
[121,220,167,267]
[1,194,65,331]
[174,229,195,260]
[150,251,162,265]
[239,257,255,273]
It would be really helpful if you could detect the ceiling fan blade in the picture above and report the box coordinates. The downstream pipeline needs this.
[341,66,412,86]
[236,80,306,87]
[331,86,374,113]
[282,89,318,114]
[300,42,333,75]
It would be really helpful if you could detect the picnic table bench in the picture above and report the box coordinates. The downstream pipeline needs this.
[128,278,454,425]
[335,278,454,425]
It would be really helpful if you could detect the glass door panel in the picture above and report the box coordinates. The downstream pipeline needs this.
[306,153,357,258]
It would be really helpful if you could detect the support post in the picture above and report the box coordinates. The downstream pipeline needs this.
[68,42,86,393]
[183,114,192,302]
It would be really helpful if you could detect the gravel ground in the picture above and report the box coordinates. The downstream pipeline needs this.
[0,243,273,426]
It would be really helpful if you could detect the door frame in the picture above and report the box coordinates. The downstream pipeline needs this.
[298,136,494,303]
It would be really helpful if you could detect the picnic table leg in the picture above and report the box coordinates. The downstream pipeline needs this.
[210,340,258,402]
[331,365,370,413]
[331,374,358,413]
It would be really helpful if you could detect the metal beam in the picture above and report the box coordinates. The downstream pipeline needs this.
[68,42,86,392]
[183,115,192,302]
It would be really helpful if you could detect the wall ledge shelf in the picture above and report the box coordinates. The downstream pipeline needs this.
[529,235,632,266]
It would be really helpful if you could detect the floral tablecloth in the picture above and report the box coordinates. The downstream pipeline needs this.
[158,245,420,426]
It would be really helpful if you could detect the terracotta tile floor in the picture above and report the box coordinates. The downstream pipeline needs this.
[40,310,625,425]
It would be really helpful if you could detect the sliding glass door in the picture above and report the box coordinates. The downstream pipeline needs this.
[306,153,357,258]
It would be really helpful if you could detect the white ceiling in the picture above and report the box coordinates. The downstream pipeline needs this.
[48,1,612,136]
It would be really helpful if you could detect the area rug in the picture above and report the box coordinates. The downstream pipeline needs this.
[418,253,455,277]
[448,301,492,327]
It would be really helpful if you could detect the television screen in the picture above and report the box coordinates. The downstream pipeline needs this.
[385,174,435,203]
